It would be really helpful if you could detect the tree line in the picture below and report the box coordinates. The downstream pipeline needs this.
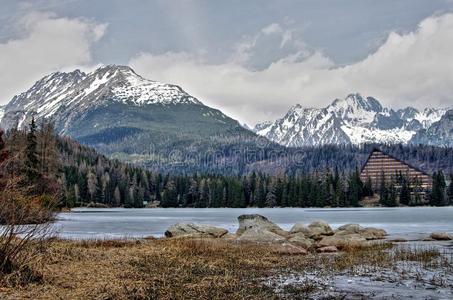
[377,170,452,207]
[1,121,452,209]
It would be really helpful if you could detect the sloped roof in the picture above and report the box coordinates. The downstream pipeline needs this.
[360,147,431,178]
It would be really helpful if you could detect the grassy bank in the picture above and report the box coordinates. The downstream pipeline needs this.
[0,238,452,299]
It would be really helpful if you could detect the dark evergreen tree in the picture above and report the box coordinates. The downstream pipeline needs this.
[379,171,389,206]
[387,182,398,207]
[347,168,363,207]
[0,129,7,165]
[430,171,447,206]
[161,180,178,207]
[363,176,374,197]
[25,118,40,184]
[256,178,266,208]
[448,174,453,206]
[197,179,210,208]
[399,176,411,206]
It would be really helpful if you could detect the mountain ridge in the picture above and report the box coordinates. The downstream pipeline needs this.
[1,68,452,155]
[1,65,206,131]
[254,93,450,147]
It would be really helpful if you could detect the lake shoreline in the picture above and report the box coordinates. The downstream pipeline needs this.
[54,207,453,240]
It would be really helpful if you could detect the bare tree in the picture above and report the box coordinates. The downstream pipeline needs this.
[0,132,55,285]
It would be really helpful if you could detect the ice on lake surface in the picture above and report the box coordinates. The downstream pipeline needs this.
[54,207,453,240]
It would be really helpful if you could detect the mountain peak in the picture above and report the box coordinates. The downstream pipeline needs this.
[81,65,202,106]
[92,65,137,77]
[331,93,383,113]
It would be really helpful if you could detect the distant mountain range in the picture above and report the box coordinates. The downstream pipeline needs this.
[254,93,453,147]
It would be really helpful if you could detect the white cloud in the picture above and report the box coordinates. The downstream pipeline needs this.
[130,13,453,126]
[0,12,107,104]
[261,23,283,35]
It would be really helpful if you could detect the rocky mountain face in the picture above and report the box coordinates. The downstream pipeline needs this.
[254,94,449,147]
[411,109,453,147]
[0,65,257,168]
[0,65,203,131]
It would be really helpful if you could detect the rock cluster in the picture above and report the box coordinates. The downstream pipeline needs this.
[164,214,388,253]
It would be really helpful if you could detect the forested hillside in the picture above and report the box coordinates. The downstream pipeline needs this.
[2,120,453,209]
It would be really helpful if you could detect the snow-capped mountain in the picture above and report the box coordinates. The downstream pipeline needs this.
[254,94,449,147]
[0,65,203,131]
[0,65,251,161]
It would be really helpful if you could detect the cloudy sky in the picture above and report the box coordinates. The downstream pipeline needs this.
[1,0,453,125]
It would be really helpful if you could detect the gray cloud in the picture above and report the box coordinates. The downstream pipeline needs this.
[230,23,309,71]
[130,14,453,125]
[2,1,453,127]
[0,11,106,103]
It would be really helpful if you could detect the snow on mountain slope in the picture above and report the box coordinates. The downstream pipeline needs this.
[254,104,333,147]
[411,109,453,147]
[254,93,449,147]
[0,65,203,130]
[413,108,447,129]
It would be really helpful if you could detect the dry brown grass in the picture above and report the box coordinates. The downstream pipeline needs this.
[0,238,450,300]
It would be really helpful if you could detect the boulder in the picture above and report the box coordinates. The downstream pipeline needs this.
[270,243,308,255]
[164,223,228,238]
[361,227,387,240]
[317,234,367,249]
[335,224,387,240]
[317,246,338,253]
[288,233,314,249]
[430,232,452,241]
[236,214,288,237]
[336,224,364,234]
[306,220,334,240]
[289,223,312,236]
[236,227,286,243]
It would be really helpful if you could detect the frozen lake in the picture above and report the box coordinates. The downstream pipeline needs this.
[54,207,453,240]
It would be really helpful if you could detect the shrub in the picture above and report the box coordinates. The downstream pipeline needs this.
[0,178,55,286]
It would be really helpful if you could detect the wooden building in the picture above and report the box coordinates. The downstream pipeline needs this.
[360,148,432,190]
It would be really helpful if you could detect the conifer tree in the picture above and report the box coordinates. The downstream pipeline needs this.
[363,176,373,197]
[37,121,60,178]
[25,117,40,184]
[0,129,7,165]
[399,175,411,206]
[347,168,363,207]
[265,185,277,207]
[161,180,178,207]
[447,174,453,205]
[114,186,121,206]
[256,177,266,208]
[198,179,210,207]
[387,182,398,207]
[379,171,389,206]
[430,171,447,206]
[87,170,98,202]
